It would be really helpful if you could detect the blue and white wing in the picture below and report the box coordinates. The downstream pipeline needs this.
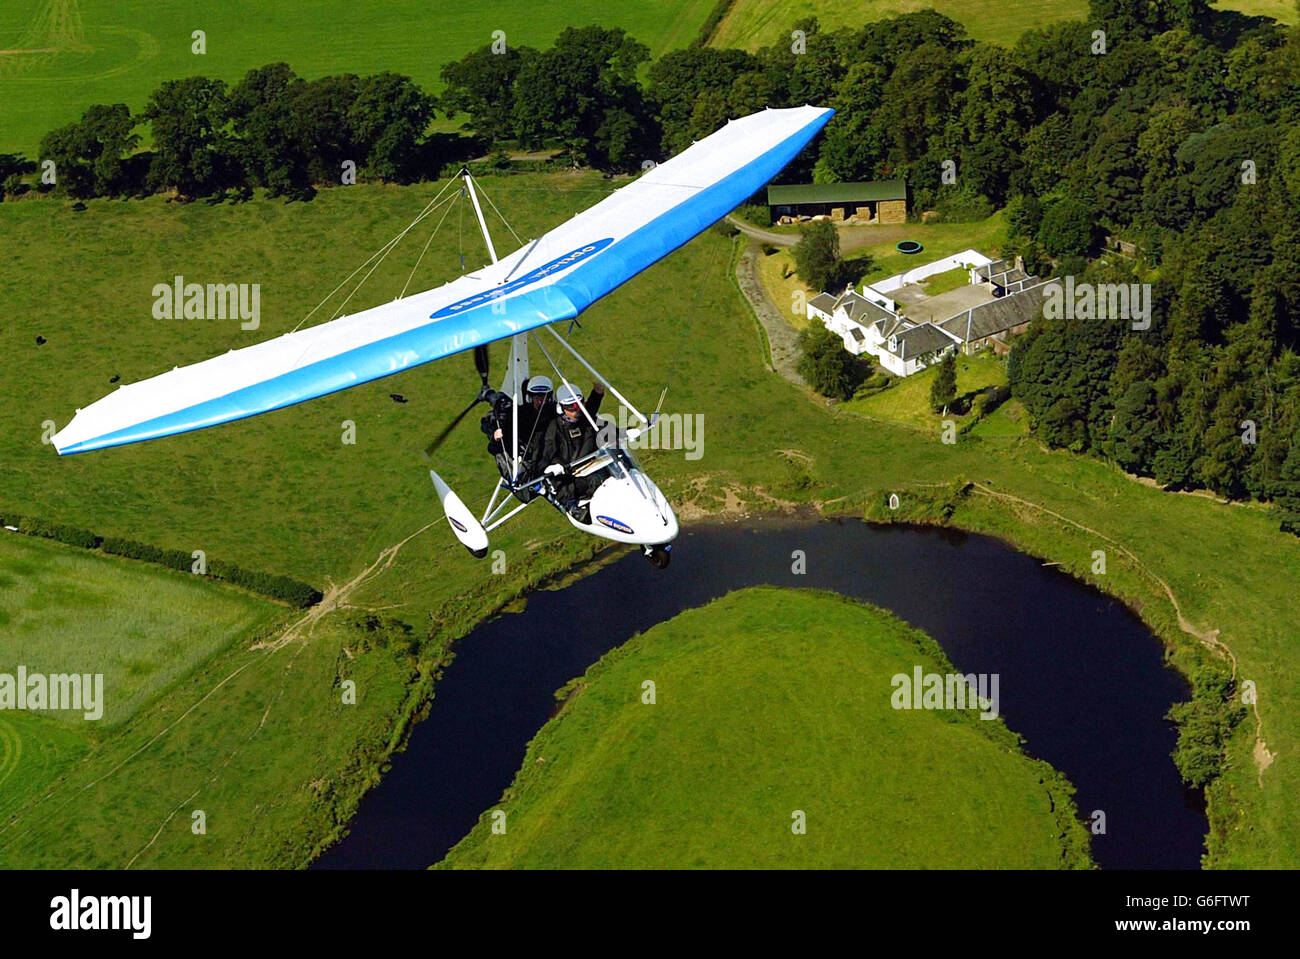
[54,105,832,454]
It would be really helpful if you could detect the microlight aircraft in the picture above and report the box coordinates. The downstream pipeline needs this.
[53,106,834,566]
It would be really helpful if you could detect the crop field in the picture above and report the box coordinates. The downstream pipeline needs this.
[0,0,716,156]
[1,177,1297,867]
[708,0,1292,48]
[440,587,1089,868]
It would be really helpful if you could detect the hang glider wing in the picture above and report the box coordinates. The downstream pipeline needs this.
[54,105,833,455]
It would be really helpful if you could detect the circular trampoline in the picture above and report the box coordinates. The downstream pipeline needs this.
[896,240,924,254]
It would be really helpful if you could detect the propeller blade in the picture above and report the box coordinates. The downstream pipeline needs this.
[421,346,494,459]
[422,397,480,458]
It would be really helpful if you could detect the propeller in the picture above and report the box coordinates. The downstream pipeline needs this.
[423,345,492,459]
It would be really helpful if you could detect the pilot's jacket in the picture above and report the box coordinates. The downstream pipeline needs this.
[481,380,555,477]
[540,386,605,470]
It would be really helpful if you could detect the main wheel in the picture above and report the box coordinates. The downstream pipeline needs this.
[644,545,671,569]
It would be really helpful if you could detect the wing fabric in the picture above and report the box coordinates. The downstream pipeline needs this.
[54,105,833,454]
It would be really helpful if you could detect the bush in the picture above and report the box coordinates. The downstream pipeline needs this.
[852,369,893,398]
[931,189,995,223]
[972,384,1011,417]
[16,515,102,549]
[735,203,771,227]
[9,515,322,607]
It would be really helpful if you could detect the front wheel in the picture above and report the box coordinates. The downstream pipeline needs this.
[644,545,671,569]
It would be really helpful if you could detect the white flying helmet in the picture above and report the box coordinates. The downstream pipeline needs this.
[556,383,584,413]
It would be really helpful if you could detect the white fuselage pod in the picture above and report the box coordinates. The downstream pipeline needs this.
[568,461,678,547]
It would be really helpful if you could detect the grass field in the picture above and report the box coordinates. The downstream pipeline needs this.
[708,0,1293,48]
[0,532,279,723]
[1,177,1298,867]
[846,351,1009,428]
[440,587,1089,868]
[0,0,716,156]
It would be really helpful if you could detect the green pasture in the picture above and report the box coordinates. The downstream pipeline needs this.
[0,531,279,724]
[441,587,1090,868]
[0,0,716,156]
[846,351,1009,429]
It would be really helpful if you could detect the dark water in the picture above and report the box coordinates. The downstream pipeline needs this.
[314,517,1206,870]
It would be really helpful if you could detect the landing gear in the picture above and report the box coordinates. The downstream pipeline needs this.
[644,545,671,569]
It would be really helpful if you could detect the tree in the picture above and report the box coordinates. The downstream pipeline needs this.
[0,152,35,199]
[792,219,840,292]
[144,77,237,197]
[349,73,435,182]
[815,62,888,181]
[953,45,1036,204]
[513,26,651,169]
[440,44,537,145]
[1037,197,1096,258]
[38,103,139,198]
[1108,380,1162,473]
[797,320,863,400]
[929,352,957,413]
[1275,424,1300,536]
[229,63,309,196]
[648,48,758,155]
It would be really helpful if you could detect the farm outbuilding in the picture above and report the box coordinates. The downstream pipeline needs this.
[767,179,907,225]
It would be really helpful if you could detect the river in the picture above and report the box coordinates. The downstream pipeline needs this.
[314,516,1206,870]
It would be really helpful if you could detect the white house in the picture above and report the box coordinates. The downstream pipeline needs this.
[807,288,895,356]
[878,322,963,377]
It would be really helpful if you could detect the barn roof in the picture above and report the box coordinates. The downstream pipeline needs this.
[939,282,1050,342]
[768,179,907,206]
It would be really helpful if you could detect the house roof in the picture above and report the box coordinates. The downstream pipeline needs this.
[939,282,1050,342]
[876,315,910,339]
[808,292,838,313]
[887,322,960,359]
[834,289,894,326]
[768,179,907,206]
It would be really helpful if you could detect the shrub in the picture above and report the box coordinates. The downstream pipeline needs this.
[972,384,1011,417]
[16,515,102,549]
[12,517,322,607]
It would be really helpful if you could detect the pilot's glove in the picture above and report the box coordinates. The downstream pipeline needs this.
[543,463,565,477]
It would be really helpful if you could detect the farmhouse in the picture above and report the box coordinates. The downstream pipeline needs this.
[939,282,1050,355]
[768,179,906,225]
[804,250,1048,376]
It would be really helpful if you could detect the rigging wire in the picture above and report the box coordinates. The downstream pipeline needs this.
[469,175,525,249]
[325,190,460,323]
[400,193,461,299]
[289,177,460,333]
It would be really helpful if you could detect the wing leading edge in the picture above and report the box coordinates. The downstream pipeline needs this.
[54,105,833,455]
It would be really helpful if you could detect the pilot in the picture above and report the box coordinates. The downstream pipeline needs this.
[484,375,554,480]
[540,382,606,516]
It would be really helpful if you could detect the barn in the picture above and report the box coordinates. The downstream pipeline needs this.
[767,179,907,224]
